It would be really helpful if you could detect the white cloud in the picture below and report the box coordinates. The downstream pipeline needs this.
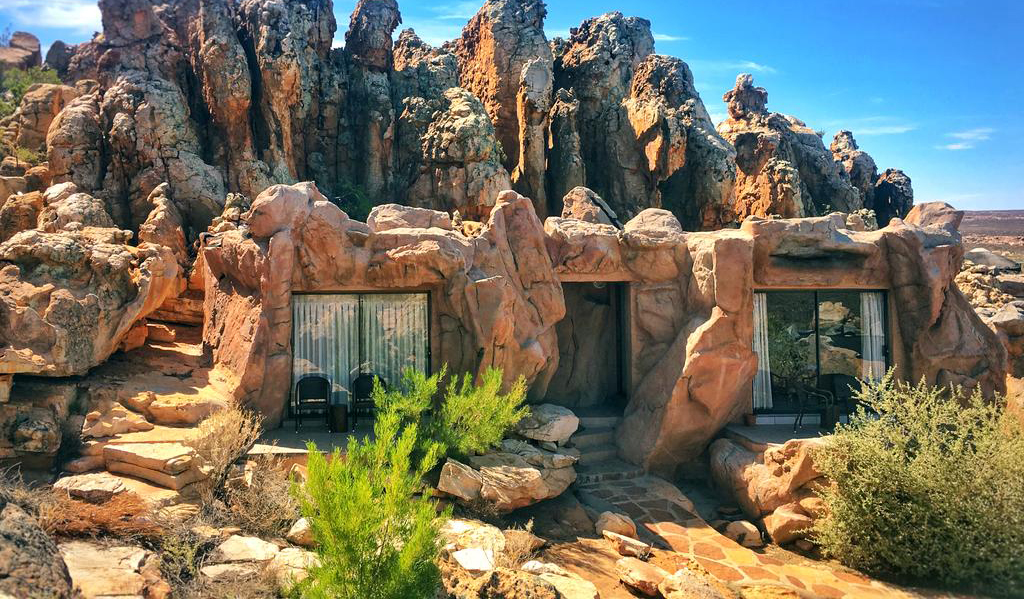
[6,0,102,36]
[653,33,688,42]
[688,59,777,75]
[824,116,914,136]
[936,142,974,151]
[857,124,915,135]
[947,127,993,141]
[428,2,479,21]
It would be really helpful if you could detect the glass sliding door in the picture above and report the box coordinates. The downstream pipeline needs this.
[751,289,888,414]
[291,292,429,412]
[292,295,359,408]
[359,293,429,390]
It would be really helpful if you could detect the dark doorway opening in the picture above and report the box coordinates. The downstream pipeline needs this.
[547,282,628,410]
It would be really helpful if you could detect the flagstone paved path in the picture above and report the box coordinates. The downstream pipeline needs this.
[575,476,917,598]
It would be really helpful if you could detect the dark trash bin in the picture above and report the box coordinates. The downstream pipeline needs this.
[329,404,349,433]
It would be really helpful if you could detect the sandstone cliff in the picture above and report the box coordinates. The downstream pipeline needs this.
[24,0,908,237]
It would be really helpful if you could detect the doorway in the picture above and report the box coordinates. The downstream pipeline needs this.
[547,282,628,410]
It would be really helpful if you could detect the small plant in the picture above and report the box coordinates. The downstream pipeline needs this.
[812,372,1024,596]
[186,403,264,501]
[332,179,375,222]
[44,492,159,541]
[494,520,539,569]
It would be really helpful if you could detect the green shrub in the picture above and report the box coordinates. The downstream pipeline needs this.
[295,391,447,598]
[812,373,1024,596]
[0,67,60,119]
[430,367,529,459]
[294,365,527,598]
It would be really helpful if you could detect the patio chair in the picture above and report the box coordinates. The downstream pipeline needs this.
[350,372,386,428]
[294,374,331,433]
[794,381,834,432]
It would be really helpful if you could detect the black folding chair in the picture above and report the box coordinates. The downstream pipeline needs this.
[294,374,331,433]
[350,372,385,428]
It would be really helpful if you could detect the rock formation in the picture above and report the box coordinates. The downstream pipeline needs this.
[718,74,861,219]
[831,130,914,225]
[0,32,42,70]
[202,182,564,423]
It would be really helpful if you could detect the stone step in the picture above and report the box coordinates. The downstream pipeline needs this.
[570,426,616,449]
[577,447,619,466]
[578,415,622,429]
[575,458,645,485]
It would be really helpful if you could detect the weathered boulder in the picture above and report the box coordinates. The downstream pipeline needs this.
[873,168,914,225]
[515,403,579,444]
[209,535,280,564]
[438,442,578,512]
[723,520,763,548]
[82,403,153,438]
[560,186,617,226]
[0,32,42,70]
[286,517,315,547]
[0,190,43,242]
[0,227,181,377]
[53,472,128,503]
[762,502,814,544]
[904,201,963,234]
[367,203,452,232]
[966,248,1020,271]
[403,87,513,219]
[709,437,826,519]
[0,499,72,599]
[616,556,668,596]
[37,192,115,233]
[59,541,152,599]
[659,568,726,599]
[595,511,637,539]
[2,83,80,153]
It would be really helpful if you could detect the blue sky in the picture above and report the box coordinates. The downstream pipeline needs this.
[2,0,1021,211]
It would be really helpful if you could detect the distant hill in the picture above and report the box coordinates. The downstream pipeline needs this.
[961,210,1024,263]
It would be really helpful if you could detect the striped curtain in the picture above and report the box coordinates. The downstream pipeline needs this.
[860,292,887,382]
[752,292,773,410]
[292,295,359,406]
[359,293,429,389]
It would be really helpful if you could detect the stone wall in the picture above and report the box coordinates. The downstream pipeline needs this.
[202,184,1005,474]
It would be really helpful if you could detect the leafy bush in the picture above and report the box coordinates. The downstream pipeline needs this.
[294,365,527,599]
[812,373,1024,596]
[186,403,263,500]
[295,390,447,599]
[0,67,60,119]
[430,367,529,459]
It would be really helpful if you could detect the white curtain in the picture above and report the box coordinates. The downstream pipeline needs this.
[860,292,886,382]
[292,295,360,406]
[359,293,429,389]
[752,292,773,410]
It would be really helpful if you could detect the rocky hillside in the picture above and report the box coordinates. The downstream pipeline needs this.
[12,0,912,244]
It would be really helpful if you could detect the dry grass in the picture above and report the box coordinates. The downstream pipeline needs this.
[44,492,162,541]
[0,466,57,518]
[494,519,539,570]
[224,454,300,538]
[185,403,263,500]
